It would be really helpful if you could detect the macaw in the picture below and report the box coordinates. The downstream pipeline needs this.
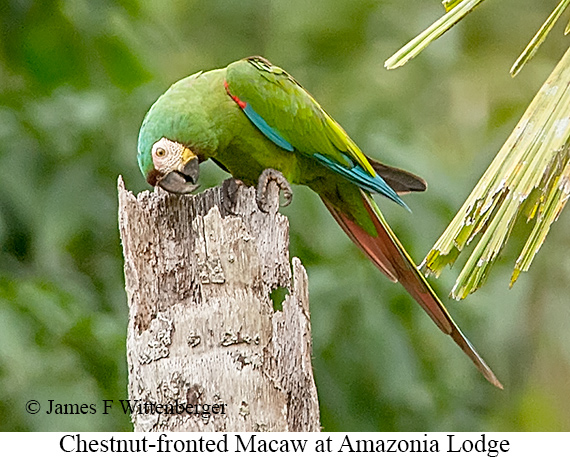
[137,56,502,388]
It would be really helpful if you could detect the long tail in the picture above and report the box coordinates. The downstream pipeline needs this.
[322,191,503,389]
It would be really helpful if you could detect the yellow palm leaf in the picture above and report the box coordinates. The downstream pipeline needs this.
[421,47,570,299]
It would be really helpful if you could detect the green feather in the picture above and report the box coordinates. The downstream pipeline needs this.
[226,57,376,176]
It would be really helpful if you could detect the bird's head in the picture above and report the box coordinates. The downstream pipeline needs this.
[137,70,224,193]
[138,136,200,194]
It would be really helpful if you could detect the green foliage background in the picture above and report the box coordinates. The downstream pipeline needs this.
[1,0,569,431]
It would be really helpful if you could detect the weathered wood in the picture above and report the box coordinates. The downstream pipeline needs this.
[118,176,320,432]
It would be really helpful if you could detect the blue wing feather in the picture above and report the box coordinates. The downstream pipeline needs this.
[314,153,409,210]
[242,104,294,152]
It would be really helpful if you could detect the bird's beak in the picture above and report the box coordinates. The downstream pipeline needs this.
[157,156,200,194]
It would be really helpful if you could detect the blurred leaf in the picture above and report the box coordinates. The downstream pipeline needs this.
[384,0,486,70]
[422,47,570,299]
[95,35,151,89]
[6,2,90,91]
[510,0,570,77]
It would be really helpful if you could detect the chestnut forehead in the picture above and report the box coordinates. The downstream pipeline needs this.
[146,168,161,186]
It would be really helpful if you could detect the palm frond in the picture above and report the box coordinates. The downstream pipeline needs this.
[510,0,570,77]
[421,47,570,299]
[384,0,487,70]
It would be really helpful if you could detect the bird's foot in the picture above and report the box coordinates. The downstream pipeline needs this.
[222,178,245,214]
[256,168,293,213]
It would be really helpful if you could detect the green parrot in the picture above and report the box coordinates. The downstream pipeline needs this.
[137,56,502,389]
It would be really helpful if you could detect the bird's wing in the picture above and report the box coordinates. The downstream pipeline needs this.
[225,56,424,204]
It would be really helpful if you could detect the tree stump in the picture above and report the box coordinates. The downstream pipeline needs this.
[117,176,320,432]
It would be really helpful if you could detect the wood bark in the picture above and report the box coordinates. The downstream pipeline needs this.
[118,176,320,432]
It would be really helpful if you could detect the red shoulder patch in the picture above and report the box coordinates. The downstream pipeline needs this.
[224,80,247,109]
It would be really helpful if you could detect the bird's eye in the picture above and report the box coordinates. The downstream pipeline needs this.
[155,148,166,157]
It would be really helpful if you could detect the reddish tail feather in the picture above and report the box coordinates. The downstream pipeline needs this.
[322,191,503,389]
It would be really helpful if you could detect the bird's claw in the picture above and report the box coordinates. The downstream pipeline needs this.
[222,178,244,214]
[256,168,293,213]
